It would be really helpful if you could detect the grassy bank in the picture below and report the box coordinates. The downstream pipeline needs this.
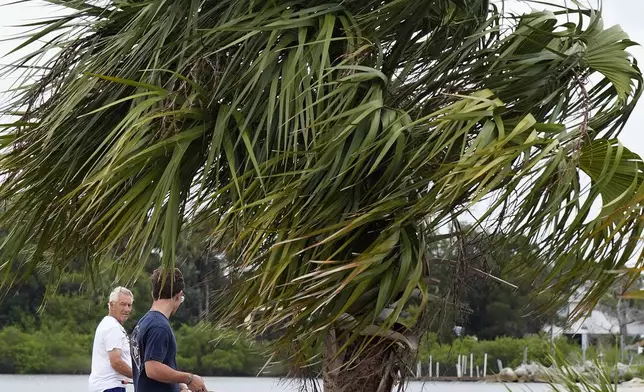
[1,325,602,377]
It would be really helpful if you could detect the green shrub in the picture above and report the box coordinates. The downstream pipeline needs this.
[0,322,269,375]
[175,323,266,376]
[418,333,580,375]
[633,364,644,379]
[0,327,91,374]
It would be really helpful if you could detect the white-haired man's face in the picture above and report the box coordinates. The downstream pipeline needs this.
[109,293,133,324]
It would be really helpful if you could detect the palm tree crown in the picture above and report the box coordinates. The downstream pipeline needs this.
[0,0,643,373]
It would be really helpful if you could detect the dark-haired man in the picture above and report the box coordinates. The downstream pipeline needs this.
[130,268,209,392]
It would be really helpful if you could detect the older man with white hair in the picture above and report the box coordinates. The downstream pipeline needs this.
[88,286,134,392]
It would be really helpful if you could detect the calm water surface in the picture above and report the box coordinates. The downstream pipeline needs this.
[0,374,553,392]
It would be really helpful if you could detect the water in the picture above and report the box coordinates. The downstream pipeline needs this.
[0,374,553,391]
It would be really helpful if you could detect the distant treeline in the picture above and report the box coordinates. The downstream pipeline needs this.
[0,322,592,376]
[0,323,270,376]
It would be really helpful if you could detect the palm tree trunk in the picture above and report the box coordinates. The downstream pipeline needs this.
[323,329,405,392]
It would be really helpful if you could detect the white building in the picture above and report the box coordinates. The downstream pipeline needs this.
[543,283,644,338]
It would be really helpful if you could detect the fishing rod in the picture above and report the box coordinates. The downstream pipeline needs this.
[122,380,217,392]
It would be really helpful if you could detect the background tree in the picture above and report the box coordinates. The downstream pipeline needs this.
[421,226,559,341]
[595,276,644,361]
[175,225,230,323]
[449,229,556,340]
[1,1,644,391]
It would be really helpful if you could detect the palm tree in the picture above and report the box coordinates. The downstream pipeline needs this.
[1,0,644,390]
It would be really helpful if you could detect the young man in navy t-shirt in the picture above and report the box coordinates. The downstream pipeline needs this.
[130,268,209,392]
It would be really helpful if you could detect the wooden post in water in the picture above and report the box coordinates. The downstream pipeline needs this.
[477,365,480,378]
[429,356,433,378]
[436,362,439,378]
[483,353,488,377]
[463,355,468,378]
[457,355,461,378]
[470,353,473,378]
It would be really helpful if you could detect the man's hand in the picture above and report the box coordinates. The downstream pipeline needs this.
[186,374,207,392]
[143,362,208,391]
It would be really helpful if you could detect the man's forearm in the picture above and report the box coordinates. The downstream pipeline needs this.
[145,361,191,384]
[111,358,133,378]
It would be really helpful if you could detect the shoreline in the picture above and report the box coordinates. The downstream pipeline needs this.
[412,376,546,383]
[0,374,540,382]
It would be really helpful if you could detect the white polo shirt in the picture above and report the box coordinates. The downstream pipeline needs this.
[88,315,132,392]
